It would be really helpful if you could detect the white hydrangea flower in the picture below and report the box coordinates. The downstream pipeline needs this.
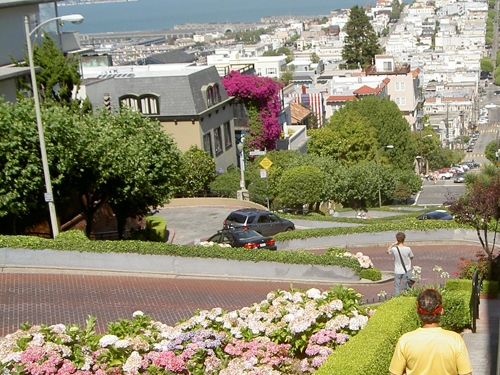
[349,314,369,331]
[49,324,67,334]
[122,351,142,374]
[132,311,144,317]
[99,334,119,348]
[114,339,130,349]
[306,288,322,300]
[29,333,45,347]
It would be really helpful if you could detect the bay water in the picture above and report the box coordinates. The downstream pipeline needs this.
[58,0,370,33]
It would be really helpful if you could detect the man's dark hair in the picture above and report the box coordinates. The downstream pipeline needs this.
[417,289,442,324]
[396,232,406,243]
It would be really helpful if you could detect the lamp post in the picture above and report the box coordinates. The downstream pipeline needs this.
[236,141,248,201]
[24,14,84,238]
[376,145,394,208]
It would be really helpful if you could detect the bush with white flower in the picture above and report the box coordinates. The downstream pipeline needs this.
[327,248,374,269]
[0,286,372,375]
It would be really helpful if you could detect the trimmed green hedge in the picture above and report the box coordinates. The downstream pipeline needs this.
[316,287,472,375]
[316,297,420,375]
[274,218,463,241]
[0,231,380,277]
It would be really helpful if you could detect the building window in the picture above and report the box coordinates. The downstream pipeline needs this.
[202,83,221,108]
[266,67,277,75]
[120,95,139,111]
[139,95,159,115]
[203,133,213,157]
[119,94,159,115]
[223,121,232,149]
[395,82,405,91]
[395,97,406,105]
[383,61,393,71]
[214,127,223,156]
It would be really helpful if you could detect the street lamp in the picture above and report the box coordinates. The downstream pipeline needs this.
[376,145,394,208]
[236,141,248,201]
[24,14,84,238]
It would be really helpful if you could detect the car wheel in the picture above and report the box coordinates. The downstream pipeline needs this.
[285,227,294,231]
[441,176,446,180]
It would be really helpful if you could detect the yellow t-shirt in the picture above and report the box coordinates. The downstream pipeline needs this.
[389,327,473,375]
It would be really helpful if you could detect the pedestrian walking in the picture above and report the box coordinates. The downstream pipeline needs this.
[433,174,437,185]
[389,288,472,375]
[386,232,414,296]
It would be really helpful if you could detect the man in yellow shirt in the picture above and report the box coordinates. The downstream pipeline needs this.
[389,289,472,375]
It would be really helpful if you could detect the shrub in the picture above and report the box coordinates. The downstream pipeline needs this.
[445,278,472,292]
[482,280,500,294]
[456,251,489,279]
[129,217,166,242]
[315,297,419,375]
[0,232,380,277]
[440,290,471,331]
[316,287,472,375]
[360,268,382,281]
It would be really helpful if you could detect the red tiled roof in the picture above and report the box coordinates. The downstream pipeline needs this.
[354,85,378,95]
[325,95,358,102]
[290,102,312,123]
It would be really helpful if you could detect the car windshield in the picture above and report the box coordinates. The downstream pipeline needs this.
[226,213,248,224]
[233,230,263,241]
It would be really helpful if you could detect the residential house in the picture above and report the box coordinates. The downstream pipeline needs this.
[364,55,421,128]
[0,0,82,103]
[81,64,237,171]
[206,48,286,79]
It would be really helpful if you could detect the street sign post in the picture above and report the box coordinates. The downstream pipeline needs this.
[250,150,267,156]
[259,157,273,170]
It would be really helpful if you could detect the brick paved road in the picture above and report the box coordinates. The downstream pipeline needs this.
[0,244,481,336]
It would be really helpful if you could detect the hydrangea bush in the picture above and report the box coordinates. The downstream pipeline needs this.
[0,286,372,375]
[221,71,283,151]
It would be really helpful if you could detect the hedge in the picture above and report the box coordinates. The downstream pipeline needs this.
[316,286,472,375]
[0,231,382,279]
[315,297,420,375]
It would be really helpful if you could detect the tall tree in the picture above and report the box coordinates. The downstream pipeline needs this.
[73,109,182,238]
[18,34,81,106]
[342,96,418,171]
[308,110,378,164]
[0,98,82,233]
[341,5,382,69]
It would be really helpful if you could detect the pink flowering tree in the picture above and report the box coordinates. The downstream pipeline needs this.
[222,71,283,151]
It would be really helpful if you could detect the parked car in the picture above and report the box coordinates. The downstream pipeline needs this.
[466,147,473,152]
[485,103,496,109]
[417,210,453,220]
[454,172,466,183]
[458,163,470,171]
[204,228,277,250]
[436,169,454,179]
[494,90,500,95]
[450,166,464,174]
[223,208,295,236]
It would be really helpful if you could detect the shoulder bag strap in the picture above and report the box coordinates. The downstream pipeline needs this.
[396,246,408,273]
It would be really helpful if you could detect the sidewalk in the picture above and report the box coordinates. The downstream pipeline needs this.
[462,297,500,375]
